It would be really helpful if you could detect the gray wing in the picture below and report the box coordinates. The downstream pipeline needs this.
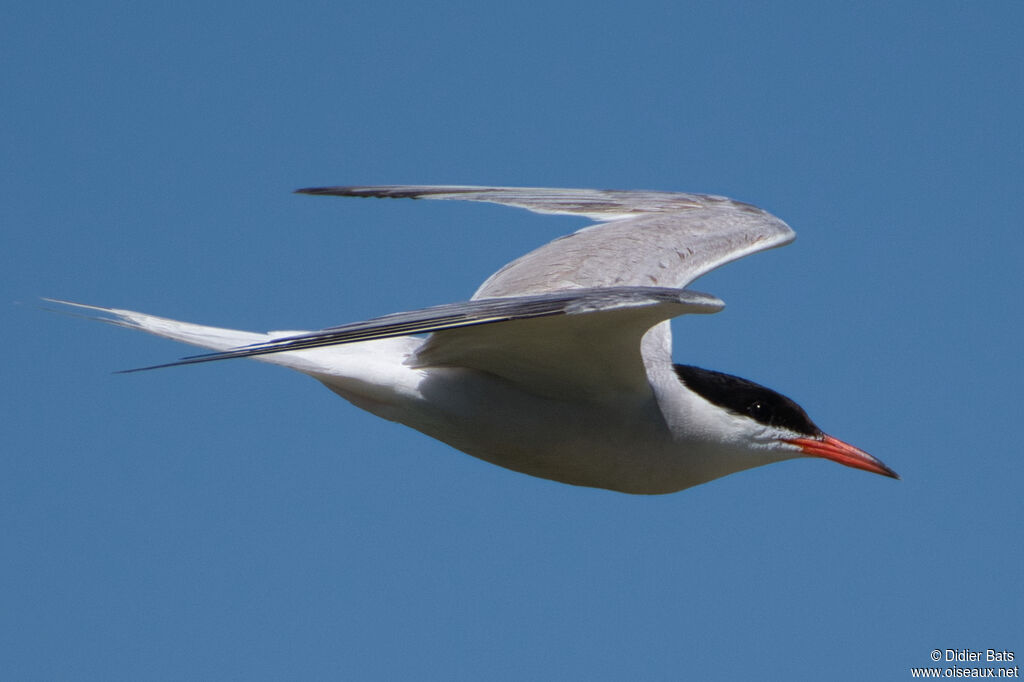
[297,185,795,298]
[121,287,722,398]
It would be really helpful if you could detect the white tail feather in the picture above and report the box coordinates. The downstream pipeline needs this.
[43,299,379,376]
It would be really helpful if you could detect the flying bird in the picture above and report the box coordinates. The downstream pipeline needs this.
[52,185,898,493]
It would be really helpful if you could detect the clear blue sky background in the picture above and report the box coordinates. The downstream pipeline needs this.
[4,2,1021,679]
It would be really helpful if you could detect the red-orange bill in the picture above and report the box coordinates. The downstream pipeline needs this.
[786,434,899,479]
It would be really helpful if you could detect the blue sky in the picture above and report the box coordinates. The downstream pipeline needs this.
[4,2,1021,679]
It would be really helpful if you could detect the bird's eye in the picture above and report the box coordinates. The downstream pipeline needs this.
[747,400,773,422]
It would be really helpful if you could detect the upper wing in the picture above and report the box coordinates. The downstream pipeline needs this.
[296,185,795,298]
[108,287,723,399]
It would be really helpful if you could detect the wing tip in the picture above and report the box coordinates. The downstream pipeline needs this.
[294,185,487,199]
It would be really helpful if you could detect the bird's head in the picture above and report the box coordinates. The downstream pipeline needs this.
[673,364,899,479]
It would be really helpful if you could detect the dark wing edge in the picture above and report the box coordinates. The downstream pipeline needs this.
[115,287,723,372]
[295,185,758,222]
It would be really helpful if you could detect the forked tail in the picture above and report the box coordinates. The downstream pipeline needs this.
[44,299,336,375]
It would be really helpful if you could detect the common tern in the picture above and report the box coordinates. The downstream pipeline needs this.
[52,185,898,493]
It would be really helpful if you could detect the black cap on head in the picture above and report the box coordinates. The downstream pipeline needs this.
[674,364,822,437]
